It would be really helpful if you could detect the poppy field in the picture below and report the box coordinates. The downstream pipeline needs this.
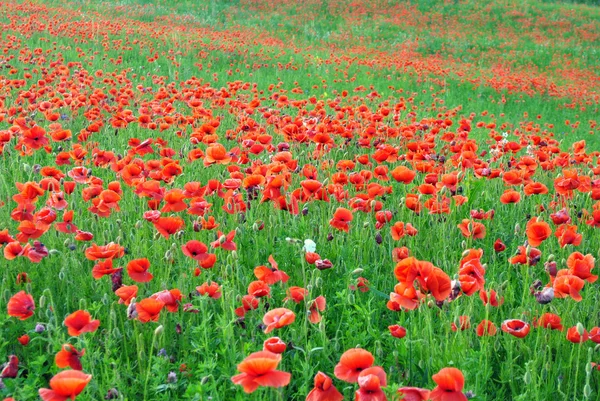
[1,0,600,400]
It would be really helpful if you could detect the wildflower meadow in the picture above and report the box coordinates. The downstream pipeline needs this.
[1,0,600,400]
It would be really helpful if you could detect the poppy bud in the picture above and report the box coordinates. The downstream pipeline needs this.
[584,384,592,398]
[315,277,323,287]
[23,163,31,173]
[352,268,364,275]
[201,376,210,385]
[347,293,355,304]
[302,206,309,216]
[193,220,201,232]
[547,254,555,262]
[523,370,531,385]
[363,221,370,228]
[58,270,65,280]
[35,323,45,333]
[105,388,119,399]
[154,325,164,337]
[514,223,520,235]
[231,250,238,260]
[375,232,383,245]
[135,220,143,230]
[39,295,46,309]
[327,233,334,241]
[17,334,29,346]
[577,323,585,336]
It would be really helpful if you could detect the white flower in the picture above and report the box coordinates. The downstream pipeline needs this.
[303,239,317,253]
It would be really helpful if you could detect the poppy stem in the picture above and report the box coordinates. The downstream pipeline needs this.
[143,325,160,399]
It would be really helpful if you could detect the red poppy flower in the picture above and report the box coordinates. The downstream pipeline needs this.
[7,291,35,320]
[92,259,122,279]
[231,351,290,393]
[329,207,353,232]
[501,319,530,338]
[355,366,387,401]
[181,240,210,262]
[39,370,92,401]
[84,242,124,260]
[115,285,138,305]
[553,274,585,301]
[334,348,375,383]
[196,282,222,299]
[151,289,182,312]
[397,387,431,401]
[64,310,100,336]
[525,217,552,247]
[566,326,589,343]
[263,337,286,354]
[430,367,467,401]
[306,371,343,401]
[17,334,30,346]
[308,296,326,323]
[389,325,407,339]
[476,320,497,336]
[153,216,184,239]
[55,343,85,370]
[533,313,563,331]
[136,298,165,323]
[127,258,153,283]
[263,308,295,333]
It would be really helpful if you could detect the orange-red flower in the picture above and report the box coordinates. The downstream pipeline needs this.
[115,285,138,305]
[262,308,295,333]
[329,207,353,232]
[231,351,290,393]
[334,348,374,383]
[566,326,589,343]
[430,367,467,401]
[398,387,431,401]
[533,313,563,331]
[39,370,92,401]
[7,291,35,320]
[263,337,286,354]
[525,217,552,246]
[64,310,100,336]
[306,371,343,401]
[476,320,497,336]
[55,344,85,370]
[127,258,153,283]
[566,252,596,283]
[136,298,165,323]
